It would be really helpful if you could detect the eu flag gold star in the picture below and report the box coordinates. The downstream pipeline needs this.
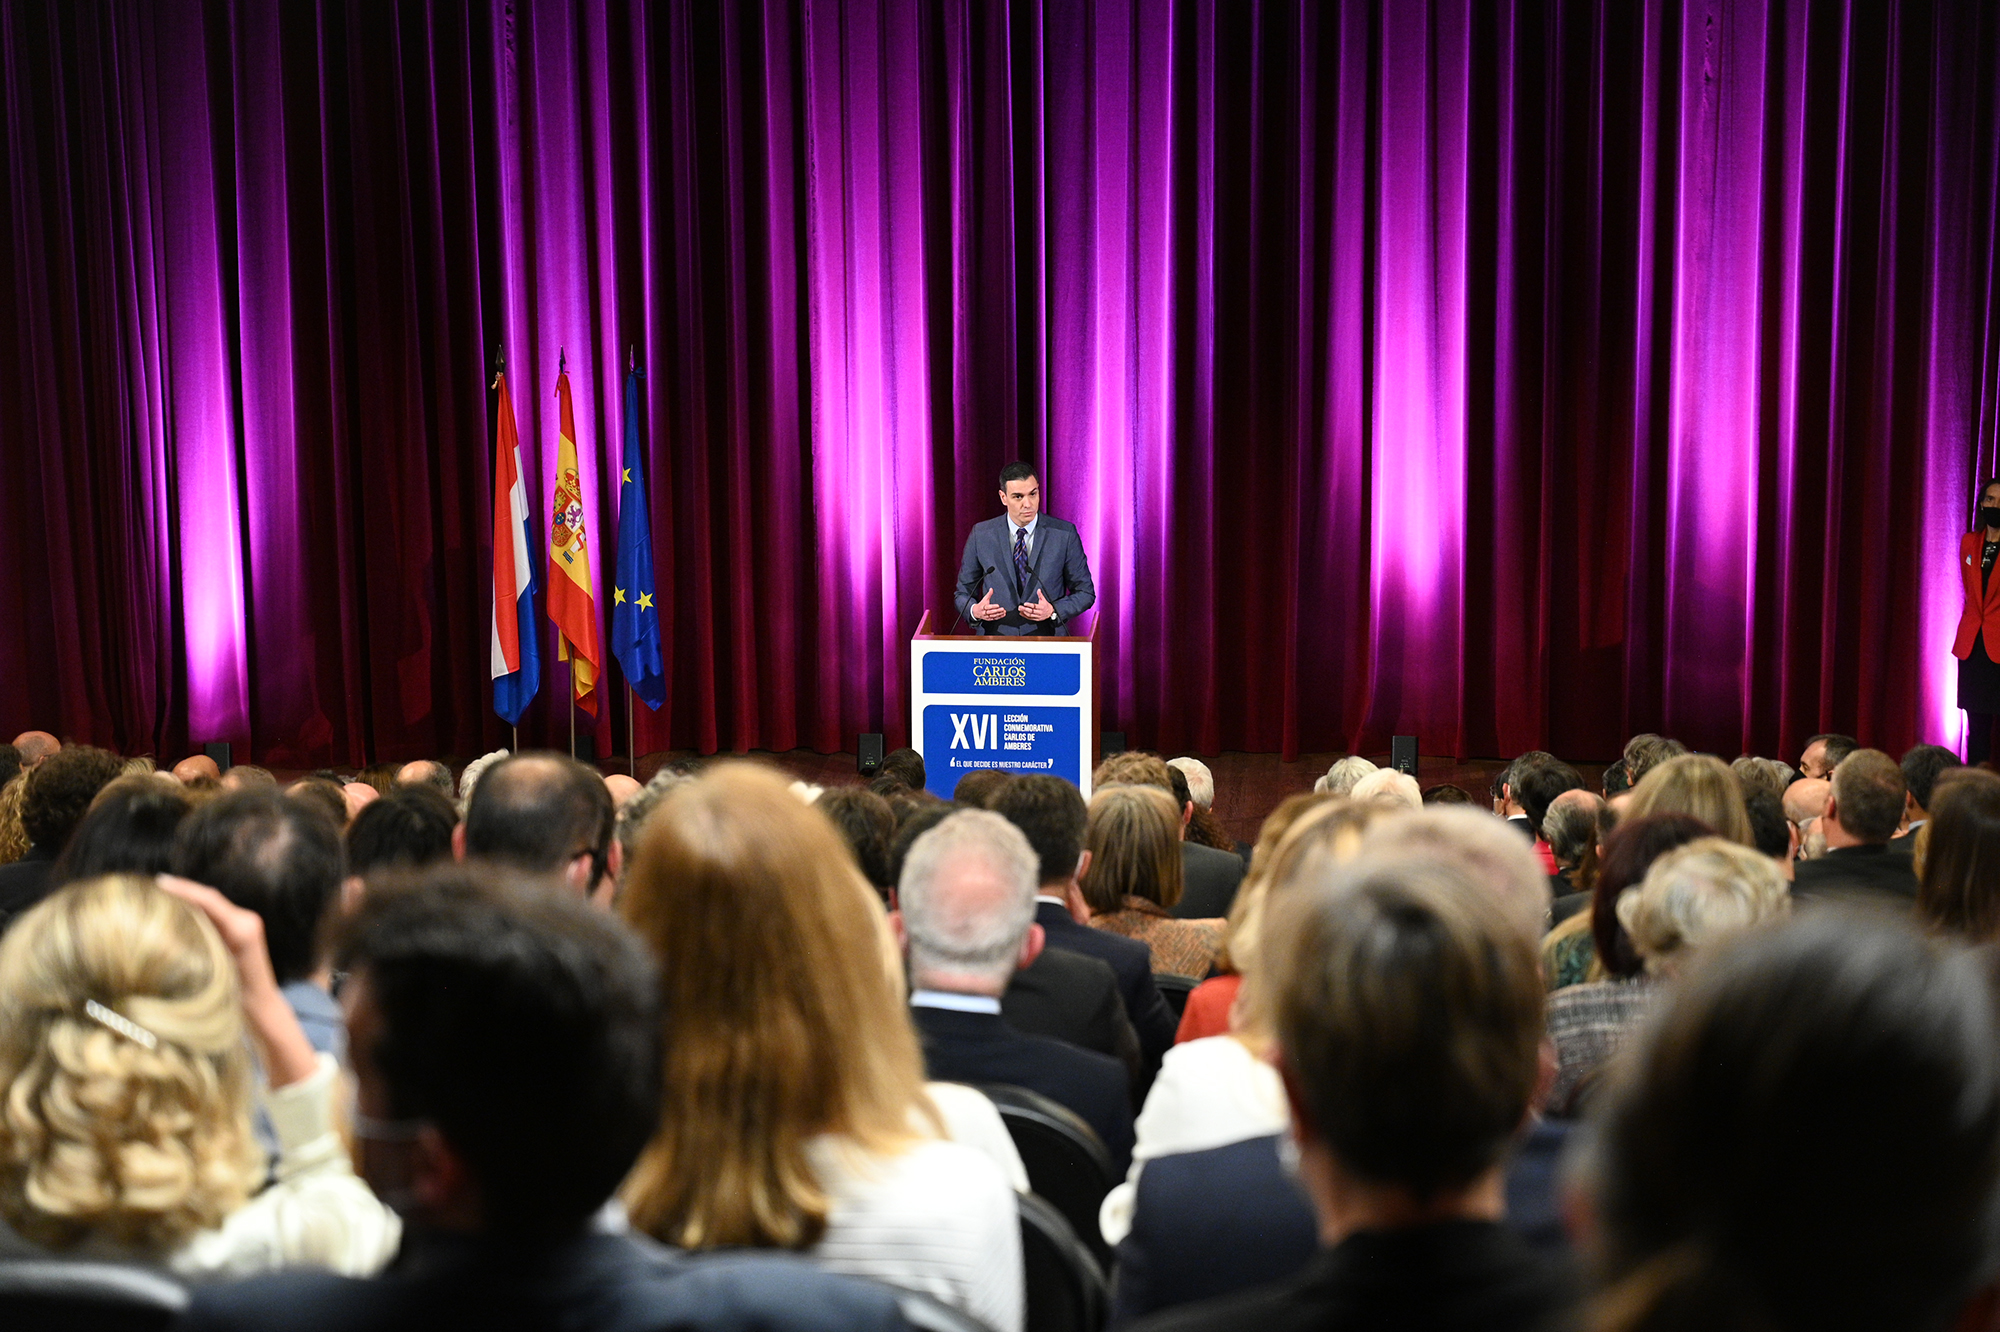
[622,468,632,484]
[637,592,654,611]
[614,588,627,605]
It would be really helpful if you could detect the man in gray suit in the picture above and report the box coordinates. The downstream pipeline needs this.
[955,461,1096,635]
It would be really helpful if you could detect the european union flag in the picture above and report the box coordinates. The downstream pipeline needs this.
[611,366,666,709]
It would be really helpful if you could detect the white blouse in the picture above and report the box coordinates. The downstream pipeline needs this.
[807,1132,1023,1332]
[1098,1034,1289,1246]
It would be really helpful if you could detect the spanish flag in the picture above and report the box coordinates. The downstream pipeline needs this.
[548,368,601,715]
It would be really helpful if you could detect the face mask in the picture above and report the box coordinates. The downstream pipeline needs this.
[1982,506,2000,530]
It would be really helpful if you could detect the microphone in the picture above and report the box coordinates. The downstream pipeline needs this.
[951,565,1001,634]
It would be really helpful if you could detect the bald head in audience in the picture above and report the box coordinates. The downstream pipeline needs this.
[172,754,222,786]
[12,732,58,769]
[1783,777,1830,825]
[395,759,455,797]
[604,773,642,807]
[458,752,619,905]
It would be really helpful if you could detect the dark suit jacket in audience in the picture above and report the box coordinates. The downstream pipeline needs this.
[0,845,57,928]
[177,1228,907,1332]
[1792,843,1920,910]
[1130,1220,1573,1332]
[1111,1121,1575,1327]
[1036,900,1179,1067]
[1174,842,1245,921]
[1003,945,1145,1098]
[912,1002,1136,1175]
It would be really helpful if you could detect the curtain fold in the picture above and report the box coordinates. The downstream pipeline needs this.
[2,0,1997,766]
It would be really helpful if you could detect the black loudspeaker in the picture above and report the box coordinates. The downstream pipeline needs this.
[1391,735,1418,776]
[204,742,233,774]
[572,734,596,763]
[858,733,885,776]
[1101,731,1126,757]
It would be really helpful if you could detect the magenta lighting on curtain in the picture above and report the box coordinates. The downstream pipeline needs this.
[1,1,1997,767]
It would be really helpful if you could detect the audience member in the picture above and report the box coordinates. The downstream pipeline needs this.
[1600,760,1631,798]
[1174,792,1337,1043]
[1166,757,1235,853]
[1544,788,1607,903]
[988,775,1178,1068]
[0,743,123,925]
[1131,855,1571,1332]
[899,808,1136,1176]
[341,781,380,823]
[603,773,642,807]
[172,789,348,1057]
[1357,805,1554,946]
[453,747,511,817]
[1312,755,1376,797]
[1348,767,1421,810]
[1893,742,1962,856]
[952,767,1013,807]
[286,777,351,832]
[220,764,277,791]
[1516,759,1584,848]
[1102,802,1383,1257]
[817,786,898,898]
[609,766,688,903]
[1539,814,1712,991]
[1493,753,1560,871]
[620,766,1022,1329]
[9,731,59,770]
[1781,775,1829,825]
[1083,784,1225,979]
[887,802,954,892]
[458,752,618,905]
[173,753,224,788]
[1097,751,1246,919]
[345,784,457,879]
[1422,782,1476,805]
[1915,767,2000,944]
[393,758,455,796]
[1792,748,1920,909]
[877,746,927,793]
[1585,913,2000,1332]
[0,874,395,1278]
[0,776,26,865]
[47,775,192,888]
[186,866,908,1332]
[1741,787,1796,873]
[0,743,19,791]
[1544,838,1788,1116]
[1729,755,1795,798]
[1797,731,1859,780]
[1002,937,1143,1098]
[1621,734,1688,786]
[1623,753,1751,846]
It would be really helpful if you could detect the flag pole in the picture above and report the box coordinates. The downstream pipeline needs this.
[569,663,577,761]
[627,688,637,776]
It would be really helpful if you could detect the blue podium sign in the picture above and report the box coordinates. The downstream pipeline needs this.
[910,616,1094,802]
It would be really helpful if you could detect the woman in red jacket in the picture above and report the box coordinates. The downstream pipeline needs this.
[1954,478,2000,763]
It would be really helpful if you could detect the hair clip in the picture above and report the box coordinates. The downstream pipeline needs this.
[83,999,159,1050]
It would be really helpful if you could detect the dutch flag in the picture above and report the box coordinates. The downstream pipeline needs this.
[491,371,541,725]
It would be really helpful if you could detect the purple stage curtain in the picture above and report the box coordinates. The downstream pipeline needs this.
[2,0,1998,766]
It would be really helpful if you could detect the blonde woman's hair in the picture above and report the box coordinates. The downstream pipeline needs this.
[1625,754,1753,847]
[0,875,260,1254]
[1616,836,1790,975]
[1080,784,1184,914]
[0,776,28,865]
[619,763,934,1251]
[1216,792,1338,973]
[1226,799,1390,1049]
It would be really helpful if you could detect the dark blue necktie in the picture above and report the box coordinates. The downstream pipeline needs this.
[1013,526,1032,600]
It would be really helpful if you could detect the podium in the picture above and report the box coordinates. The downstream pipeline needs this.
[910,611,1097,801]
